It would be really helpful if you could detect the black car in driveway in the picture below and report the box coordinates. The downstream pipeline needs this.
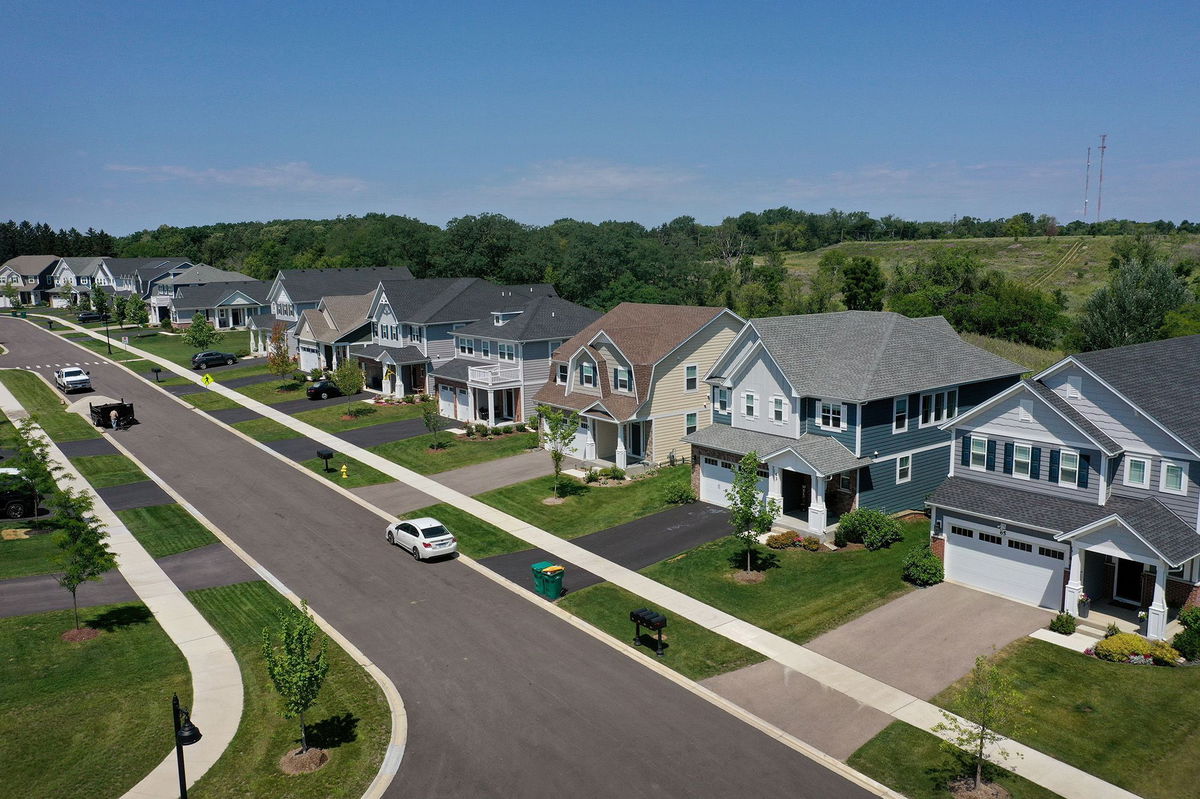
[0,476,37,519]
[306,379,342,400]
[76,311,110,323]
[191,351,238,369]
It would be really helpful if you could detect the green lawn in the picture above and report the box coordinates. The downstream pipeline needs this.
[300,454,393,489]
[0,526,58,579]
[181,390,243,411]
[642,521,925,645]
[558,582,765,681]
[0,602,191,798]
[211,362,273,382]
[401,503,529,559]
[0,369,100,441]
[0,409,19,448]
[935,638,1200,799]
[116,504,217,558]
[235,378,309,405]
[232,416,304,442]
[187,581,389,799]
[292,401,423,433]
[70,453,149,488]
[129,329,251,368]
[477,466,692,539]
[848,722,1061,799]
[370,431,537,474]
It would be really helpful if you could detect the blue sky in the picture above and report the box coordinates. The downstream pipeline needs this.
[2,1,1196,234]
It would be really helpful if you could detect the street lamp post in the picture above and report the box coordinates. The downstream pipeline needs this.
[104,313,112,355]
[172,693,202,799]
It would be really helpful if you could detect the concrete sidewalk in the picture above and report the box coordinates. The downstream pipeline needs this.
[60,319,1138,799]
[0,376,243,799]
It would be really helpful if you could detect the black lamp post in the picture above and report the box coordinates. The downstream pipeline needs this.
[173,693,202,799]
[104,312,112,355]
[317,448,335,473]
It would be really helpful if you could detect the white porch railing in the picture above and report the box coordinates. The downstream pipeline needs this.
[468,364,520,385]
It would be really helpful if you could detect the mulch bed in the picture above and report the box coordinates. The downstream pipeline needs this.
[279,747,329,775]
[732,571,766,585]
[948,778,1011,799]
[61,628,101,643]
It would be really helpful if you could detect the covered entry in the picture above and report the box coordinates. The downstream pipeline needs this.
[780,470,811,519]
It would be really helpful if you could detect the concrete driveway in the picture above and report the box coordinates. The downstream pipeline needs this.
[806,582,1052,699]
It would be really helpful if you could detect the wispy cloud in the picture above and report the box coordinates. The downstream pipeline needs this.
[105,161,368,193]
[479,159,699,201]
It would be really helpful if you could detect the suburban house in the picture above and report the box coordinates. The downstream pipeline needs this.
[430,295,601,424]
[927,334,1200,640]
[0,255,60,306]
[99,258,196,321]
[355,277,560,404]
[293,292,375,372]
[170,279,270,329]
[684,311,1022,534]
[48,257,107,306]
[534,303,745,468]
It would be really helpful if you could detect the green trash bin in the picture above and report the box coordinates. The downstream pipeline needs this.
[530,560,553,596]
[20,311,27,319]
[541,565,565,599]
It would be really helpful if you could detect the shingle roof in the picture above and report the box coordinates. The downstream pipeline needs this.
[683,424,868,477]
[450,296,602,341]
[1073,334,1200,453]
[430,358,475,381]
[355,344,426,365]
[927,475,1200,566]
[58,257,104,276]
[277,266,414,304]
[746,311,1023,403]
[1023,379,1121,455]
[298,292,375,343]
[101,258,193,282]
[376,278,558,324]
[172,281,270,310]
[171,264,257,285]
[246,313,293,332]
[1,255,60,276]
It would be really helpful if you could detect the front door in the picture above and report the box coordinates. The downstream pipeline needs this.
[1114,559,1144,604]
[628,421,643,458]
[780,470,811,515]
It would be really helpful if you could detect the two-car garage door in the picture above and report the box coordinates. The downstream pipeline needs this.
[944,520,1067,609]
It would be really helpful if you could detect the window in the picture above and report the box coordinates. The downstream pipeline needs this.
[703,457,719,466]
[1161,461,1187,495]
[920,389,958,426]
[480,340,491,358]
[743,392,757,418]
[1018,399,1033,423]
[556,363,568,384]
[1013,443,1032,479]
[580,363,595,387]
[684,364,698,392]
[950,525,974,538]
[1065,375,1082,399]
[1039,546,1065,560]
[1058,451,1080,487]
[818,400,845,431]
[839,473,852,491]
[458,337,475,356]
[412,326,424,343]
[1124,457,1150,488]
[1008,539,1033,553]
[714,388,729,413]
[771,396,786,423]
[685,413,697,435]
[893,396,908,433]
[979,532,1002,545]
[498,343,515,361]
[613,368,630,391]
[897,454,912,483]
[756,466,769,479]
[970,436,988,470]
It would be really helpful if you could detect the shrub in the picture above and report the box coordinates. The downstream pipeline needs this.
[235,347,251,358]
[766,532,797,550]
[1049,612,1077,635]
[291,370,307,383]
[838,508,903,550]
[1104,622,1122,639]
[474,423,490,436]
[664,484,696,504]
[1094,632,1180,665]
[834,526,847,548]
[583,468,600,484]
[1177,605,1200,631]
[347,405,376,418]
[600,466,626,481]
[160,318,174,331]
[464,425,475,438]
[308,367,325,381]
[515,422,528,432]
[1172,627,1200,662]
[800,536,822,552]
[902,545,943,586]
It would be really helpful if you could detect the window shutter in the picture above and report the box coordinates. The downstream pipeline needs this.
[1003,442,1014,474]
[1030,447,1041,480]
[960,436,970,466]
[986,440,997,470]
[1079,454,1090,488]
[1048,449,1060,482]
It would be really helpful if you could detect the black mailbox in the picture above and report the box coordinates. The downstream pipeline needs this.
[630,608,668,656]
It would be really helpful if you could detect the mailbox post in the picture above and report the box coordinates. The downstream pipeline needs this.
[629,608,668,656]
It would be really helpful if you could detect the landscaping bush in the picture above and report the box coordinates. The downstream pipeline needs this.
[800,536,822,552]
[901,545,943,586]
[1094,632,1180,665]
[235,348,251,358]
[838,508,903,551]
[1172,627,1200,662]
[600,466,626,481]
[515,422,527,432]
[160,318,174,331]
[347,405,376,418]
[664,484,696,504]
[766,532,797,549]
[583,469,600,484]
[474,423,490,436]
[1104,622,1122,639]
[1177,605,1200,631]
[464,426,475,438]
[1049,612,1077,635]
[834,526,847,548]
[308,367,325,381]
[291,370,307,383]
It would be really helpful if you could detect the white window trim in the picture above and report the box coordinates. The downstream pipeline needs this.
[770,395,787,424]
[743,392,757,419]
[817,399,847,432]
[684,363,699,393]
[580,362,596,387]
[896,454,912,484]
[1058,450,1080,488]
[556,363,568,384]
[969,435,988,471]
[614,367,630,392]
[919,389,958,428]
[715,388,729,413]
[498,343,515,362]
[1124,456,1151,488]
[685,412,698,435]
[1160,460,1188,496]
[893,396,908,434]
[480,339,491,358]
[1012,443,1032,480]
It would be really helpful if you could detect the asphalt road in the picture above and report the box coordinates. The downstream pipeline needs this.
[0,319,875,799]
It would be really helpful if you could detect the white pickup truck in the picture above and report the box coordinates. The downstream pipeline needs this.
[54,367,92,393]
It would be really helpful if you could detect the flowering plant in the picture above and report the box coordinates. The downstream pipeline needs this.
[1138,610,1148,621]
[1079,592,1090,605]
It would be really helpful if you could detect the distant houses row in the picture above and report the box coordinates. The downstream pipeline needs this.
[6,253,1199,635]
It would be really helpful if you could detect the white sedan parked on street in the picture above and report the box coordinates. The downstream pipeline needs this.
[385,517,458,560]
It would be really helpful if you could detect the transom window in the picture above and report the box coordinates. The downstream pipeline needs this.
[1008,539,1033,553]
[1161,461,1187,495]
[685,412,697,435]
[684,364,698,392]
[1058,451,1079,487]
[979,532,1002,545]
[771,397,786,423]
[893,396,908,432]
[920,389,958,426]
[1013,443,1032,479]
[498,343,515,361]
[1124,457,1150,488]
[950,525,974,538]
[1039,547,1065,560]
[579,363,595,387]
[818,400,845,431]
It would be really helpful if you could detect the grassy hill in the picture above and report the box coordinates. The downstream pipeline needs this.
[782,235,1200,313]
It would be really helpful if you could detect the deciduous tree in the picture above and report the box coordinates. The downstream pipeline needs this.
[538,404,580,498]
[725,452,780,572]
[1072,260,1192,351]
[126,295,149,327]
[262,600,329,754]
[51,488,116,630]
[89,284,109,318]
[933,655,1029,791]
[182,312,219,349]
[330,358,363,407]
[420,396,449,449]
[266,322,295,383]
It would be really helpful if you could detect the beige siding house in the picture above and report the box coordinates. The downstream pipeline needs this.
[534,303,744,468]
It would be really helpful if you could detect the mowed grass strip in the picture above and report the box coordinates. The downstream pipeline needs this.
[935,638,1200,799]
[400,503,529,559]
[292,401,422,432]
[116,504,217,558]
[129,330,251,368]
[234,378,308,405]
[181,390,243,411]
[848,722,1061,799]
[557,582,764,681]
[232,416,304,442]
[477,466,691,539]
[186,581,389,799]
[370,431,536,474]
[300,453,393,489]
[642,521,926,645]
[0,409,20,448]
[0,603,190,798]
[70,453,149,488]
[0,526,59,579]
[0,369,100,441]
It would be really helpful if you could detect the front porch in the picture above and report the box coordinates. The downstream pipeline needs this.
[569,414,651,469]
[435,377,522,425]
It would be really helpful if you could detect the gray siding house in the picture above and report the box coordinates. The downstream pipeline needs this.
[929,334,1200,639]
[684,311,1022,535]
[0,255,60,306]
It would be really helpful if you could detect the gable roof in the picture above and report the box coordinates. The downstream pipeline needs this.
[170,263,257,285]
[683,424,868,477]
[58,257,105,277]
[172,280,270,310]
[375,278,558,325]
[276,266,414,304]
[1,255,60,276]
[747,311,1023,403]
[101,258,193,282]
[449,296,601,341]
[1070,334,1200,453]
[1022,379,1122,455]
[297,292,375,343]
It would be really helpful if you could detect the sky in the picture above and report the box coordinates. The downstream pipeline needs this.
[2,1,1196,235]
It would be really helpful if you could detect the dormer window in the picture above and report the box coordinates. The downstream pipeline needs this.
[613,368,631,391]
[557,364,568,384]
[580,363,596,387]
[493,313,504,326]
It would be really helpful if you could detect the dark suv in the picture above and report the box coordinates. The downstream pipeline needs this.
[76,311,110,323]
[191,351,238,369]
[306,379,342,400]
[0,477,36,519]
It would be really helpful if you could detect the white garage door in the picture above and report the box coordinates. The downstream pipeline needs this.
[699,457,767,507]
[438,385,455,418]
[944,523,1066,608]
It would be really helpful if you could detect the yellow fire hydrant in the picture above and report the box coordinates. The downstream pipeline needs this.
[340,464,349,480]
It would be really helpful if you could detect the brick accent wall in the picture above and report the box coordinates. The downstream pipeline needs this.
[689,444,730,497]
[930,536,945,561]
[1134,573,1200,609]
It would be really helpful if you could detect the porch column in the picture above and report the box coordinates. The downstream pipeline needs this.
[809,476,828,532]
[1064,547,1083,613]
[487,389,495,424]
[584,420,596,461]
[615,422,628,469]
[1148,563,1168,640]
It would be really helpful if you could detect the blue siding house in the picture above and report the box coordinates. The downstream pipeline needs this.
[684,311,1022,535]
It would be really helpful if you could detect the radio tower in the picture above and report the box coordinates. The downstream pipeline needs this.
[1096,134,1108,221]
[1083,146,1091,221]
